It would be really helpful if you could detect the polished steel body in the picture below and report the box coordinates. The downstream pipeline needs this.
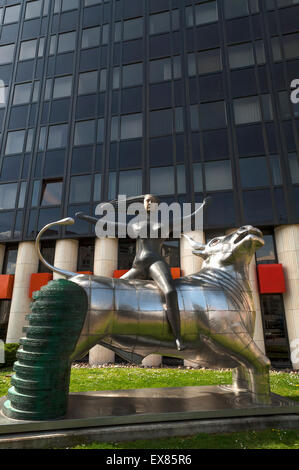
[36,222,271,404]
[76,196,209,351]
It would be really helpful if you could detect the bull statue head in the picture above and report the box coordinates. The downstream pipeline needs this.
[183,226,264,270]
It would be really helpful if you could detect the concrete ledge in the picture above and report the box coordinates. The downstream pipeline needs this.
[0,414,299,449]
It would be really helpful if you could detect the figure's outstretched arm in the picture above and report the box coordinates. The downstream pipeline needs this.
[75,212,127,229]
[183,197,211,221]
[171,197,211,225]
[76,212,98,225]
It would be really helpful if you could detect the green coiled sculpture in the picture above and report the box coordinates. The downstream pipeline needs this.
[2,279,87,421]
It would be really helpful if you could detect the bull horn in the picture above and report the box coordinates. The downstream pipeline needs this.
[35,218,78,279]
[182,233,205,251]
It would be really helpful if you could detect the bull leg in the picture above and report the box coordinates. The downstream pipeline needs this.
[232,366,250,391]
[234,339,271,405]
[212,332,271,405]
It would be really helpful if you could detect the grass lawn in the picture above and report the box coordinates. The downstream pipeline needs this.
[0,365,298,449]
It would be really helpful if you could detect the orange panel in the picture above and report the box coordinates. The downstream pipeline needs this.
[29,273,53,298]
[113,270,128,278]
[0,275,14,299]
[257,264,286,294]
[171,268,181,279]
[114,268,181,279]
[77,271,93,275]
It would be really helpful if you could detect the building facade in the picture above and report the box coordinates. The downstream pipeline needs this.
[0,0,298,368]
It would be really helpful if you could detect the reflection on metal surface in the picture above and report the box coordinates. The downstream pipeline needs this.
[78,195,209,351]
[37,221,272,405]
[0,387,298,435]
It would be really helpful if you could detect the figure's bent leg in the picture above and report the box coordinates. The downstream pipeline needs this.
[149,261,184,351]
[120,268,144,280]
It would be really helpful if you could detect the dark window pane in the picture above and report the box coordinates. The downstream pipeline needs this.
[149,136,173,166]
[119,169,142,197]
[193,163,203,192]
[57,31,76,54]
[237,125,265,156]
[76,95,97,119]
[197,48,222,74]
[5,130,26,155]
[69,175,91,203]
[71,146,93,173]
[74,120,96,145]
[2,245,18,274]
[4,4,21,24]
[261,295,291,368]
[243,189,273,224]
[93,173,102,201]
[205,160,233,190]
[1,156,22,180]
[38,241,55,273]
[38,208,61,233]
[203,192,235,228]
[82,26,101,49]
[288,153,299,184]
[199,101,227,130]
[123,17,143,41]
[25,0,42,19]
[150,166,174,195]
[43,150,66,177]
[53,75,72,98]
[240,157,269,188]
[203,129,229,160]
[256,234,276,264]
[122,63,143,87]
[41,181,63,206]
[0,183,17,209]
[47,124,68,149]
[118,239,136,270]
[0,44,15,65]
[120,113,143,139]
[150,108,172,136]
[78,71,98,94]
[119,140,142,168]
[77,239,94,272]
[66,205,91,235]
[0,212,14,241]
[13,83,32,105]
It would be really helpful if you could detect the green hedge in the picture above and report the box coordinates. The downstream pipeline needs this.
[0,343,19,369]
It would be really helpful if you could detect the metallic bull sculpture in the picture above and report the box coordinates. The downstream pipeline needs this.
[36,220,271,405]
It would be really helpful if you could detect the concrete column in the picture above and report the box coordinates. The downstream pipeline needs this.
[6,242,39,344]
[93,237,118,277]
[181,230,205,367]
[225,229,265,353]
[0,244,5,273]
[142,354,162,368]
[274,225,299,370]
[53,239,79,280]
[180,230,205,276]
[89,237,118,365]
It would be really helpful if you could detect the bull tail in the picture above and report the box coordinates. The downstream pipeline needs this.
[36,218,78,279]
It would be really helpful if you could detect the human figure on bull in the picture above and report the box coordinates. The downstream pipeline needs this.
[76,195,209,352]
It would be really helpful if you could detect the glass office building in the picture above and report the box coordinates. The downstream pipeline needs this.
[0,0,298,368]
